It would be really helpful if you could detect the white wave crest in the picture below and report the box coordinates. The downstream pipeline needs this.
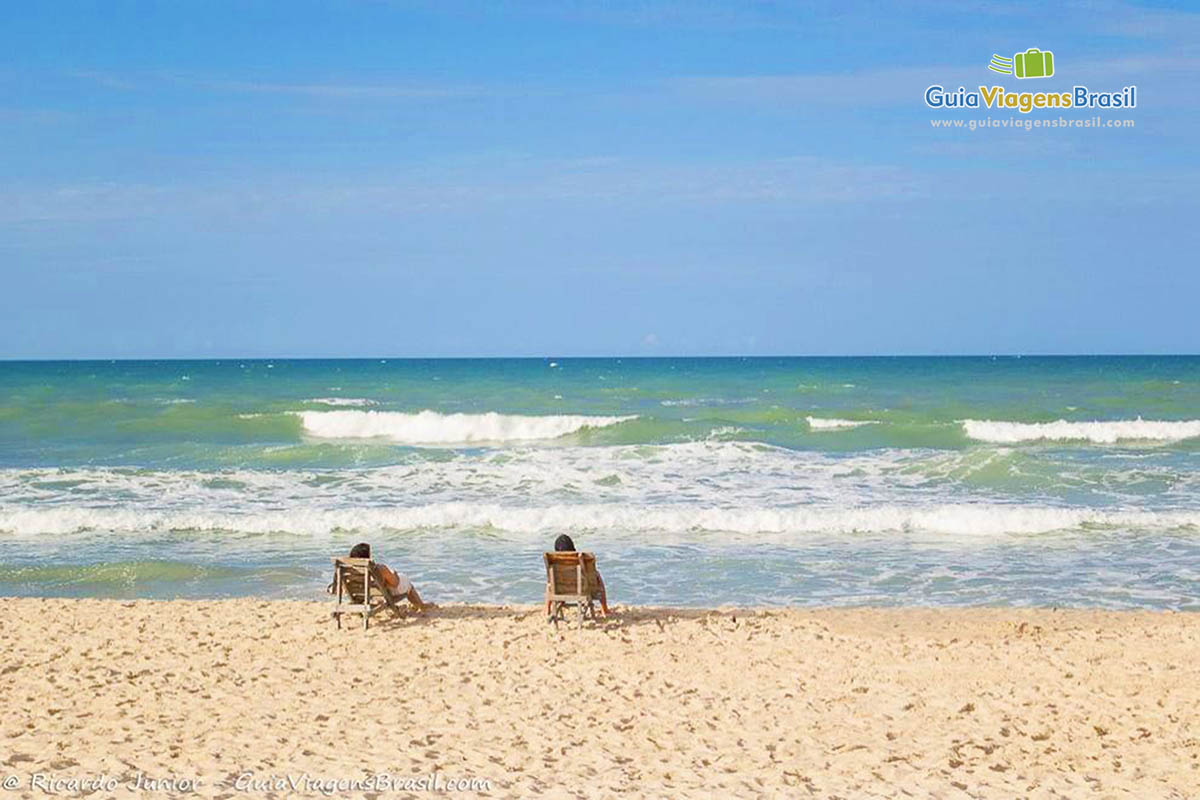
[660,397,754,407]
[298,410,636,444]
[307,397,376,407]
[963,418,1200,444]
[806,416,878,430]
[2,503,1197,538]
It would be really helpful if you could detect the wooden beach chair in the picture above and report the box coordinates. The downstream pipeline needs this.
[544,551,602,627]
[329,557,404,630]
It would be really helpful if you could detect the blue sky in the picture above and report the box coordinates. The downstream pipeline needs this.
[2,0,1198,357]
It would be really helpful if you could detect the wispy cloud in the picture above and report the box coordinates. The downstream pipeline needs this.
[673,65,981,107]
[394,0,819,32]
[1090,3,1200,47]
[674,54,1200,108]
[184,77,478,100]
[11,147,1196,227]
[64,69,139,91]
[0,107,75,124]
[0,156,926,225]
[64,69,482,100]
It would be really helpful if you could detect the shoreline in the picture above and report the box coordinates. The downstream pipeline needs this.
[2,597,1200,618]
[2,599,1198,797]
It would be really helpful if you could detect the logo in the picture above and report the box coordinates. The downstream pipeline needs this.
[924,46,1137,114]
[989,48,1055,79]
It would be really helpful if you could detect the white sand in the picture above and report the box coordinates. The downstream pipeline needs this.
[1,599,1198,798]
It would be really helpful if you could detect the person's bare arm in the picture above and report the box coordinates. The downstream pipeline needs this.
[378,564,400,589]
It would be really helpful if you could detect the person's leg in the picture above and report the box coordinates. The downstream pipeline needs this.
[596,574,610,615]
[406,585,432,612]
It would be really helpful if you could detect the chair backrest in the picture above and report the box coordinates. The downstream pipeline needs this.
[331,557,388,603]
[544,552,598,597]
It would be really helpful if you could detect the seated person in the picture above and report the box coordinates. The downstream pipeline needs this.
[546,534,611,616]
[348,542,432,612]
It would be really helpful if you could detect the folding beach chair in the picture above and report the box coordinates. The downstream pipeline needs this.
[330,557,404,630]
[544,551,602,627]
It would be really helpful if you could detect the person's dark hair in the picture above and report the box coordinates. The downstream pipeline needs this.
[554,534,576,552]
[349,542,371,559]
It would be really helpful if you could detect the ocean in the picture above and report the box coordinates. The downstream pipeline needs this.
[1,356,1197,609]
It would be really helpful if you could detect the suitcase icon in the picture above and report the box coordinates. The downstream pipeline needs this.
[1014,48,1054,79]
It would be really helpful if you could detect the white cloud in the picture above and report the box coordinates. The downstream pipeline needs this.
[0,155,928,224]
[185,77,478,100]
[64,69,483,100]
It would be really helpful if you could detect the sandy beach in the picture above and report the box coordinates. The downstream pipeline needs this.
[0,599,1197,798]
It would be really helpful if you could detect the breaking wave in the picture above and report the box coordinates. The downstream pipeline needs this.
[3,503,1197,538]
[963,418,1200,444]
[806,416,879,430]
[306,397,376,407]
[298,410,637,444]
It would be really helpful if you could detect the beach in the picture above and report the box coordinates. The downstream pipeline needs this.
[3,359,1199,797]
[1,599,1197,798]
[4,0,1192,792]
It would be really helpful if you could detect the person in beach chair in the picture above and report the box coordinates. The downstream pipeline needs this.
[544,534,611,622]
[329,542,431,629]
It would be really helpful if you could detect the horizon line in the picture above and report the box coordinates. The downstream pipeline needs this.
[2,352,1199,363]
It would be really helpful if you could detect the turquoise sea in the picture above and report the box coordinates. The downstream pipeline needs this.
[1,356,1198,608]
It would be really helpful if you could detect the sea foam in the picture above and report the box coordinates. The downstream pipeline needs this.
[307,397,376,407]
[298,410,636,444]
[963,418,1200,444]
[2,503,1196,538]
[806,416,878,430]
